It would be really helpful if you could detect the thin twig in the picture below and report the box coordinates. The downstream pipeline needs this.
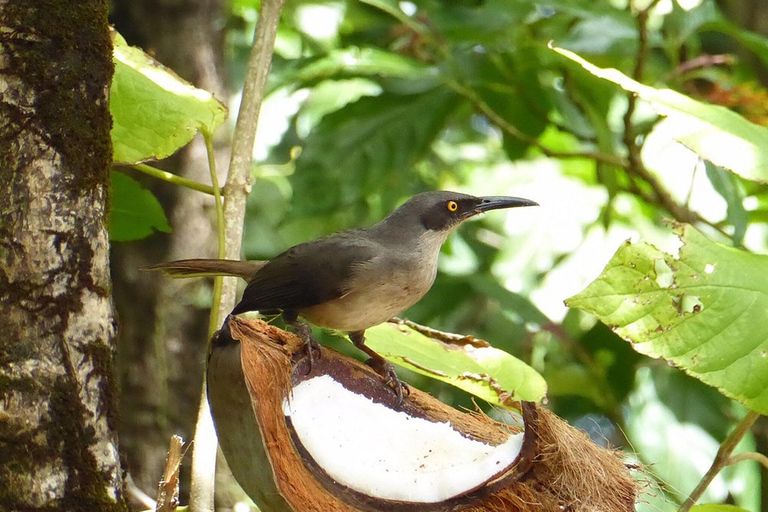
[126,163,215,195]
[622,0,658,177]
[619,0,731,238]
[725,451,768,471]
[679,410,761,512]
[156,435,185,512]
[447,80,629,168]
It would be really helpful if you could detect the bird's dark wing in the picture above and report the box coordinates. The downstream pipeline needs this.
[231,231,377,315]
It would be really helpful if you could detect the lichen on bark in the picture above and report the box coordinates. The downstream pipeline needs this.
[0,0,127,510]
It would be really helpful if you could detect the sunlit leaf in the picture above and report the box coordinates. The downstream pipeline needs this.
[110,31,228,164]
[365,322,547,404]
[566,223,768,414]
[554,46,768,184]
[109,171,171,242]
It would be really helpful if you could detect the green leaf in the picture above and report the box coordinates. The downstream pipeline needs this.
[459,49,551,159]
[691,505,753,512]
[291,87,460,214]
[276,47,433,89]
[110,31,228,164]
[566,224,768,414]
[558,14,638,56]
[553,46,768,184]
[627,367,759,507]
[704,162,747,246]
[365,322,547,404]
[109,171,171,242]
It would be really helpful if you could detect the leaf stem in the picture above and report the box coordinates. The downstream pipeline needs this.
[204,130,225,338]
[127,162,215,195]
[725,451,768,470]
[678,410,760,512]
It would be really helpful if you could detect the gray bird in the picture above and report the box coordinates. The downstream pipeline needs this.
[149,191,537,401]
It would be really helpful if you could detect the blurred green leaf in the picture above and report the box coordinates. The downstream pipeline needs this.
[365,321,547,404]
[558,14,638,56]
[460,49,551,159]
[469,275,550,326]
[555,46,768,184]
[706,18,768,71]
[292,87,460,214]
[110,31,227,164]
[664,0,720,45]
[108,171,171,242]
[704,162,747,246]
[691,505,753,512]
[567,223,768,414]
[275,47,434,90]
[627,367,759,507]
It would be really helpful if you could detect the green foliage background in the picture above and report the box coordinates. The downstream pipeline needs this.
[111,0,768,509]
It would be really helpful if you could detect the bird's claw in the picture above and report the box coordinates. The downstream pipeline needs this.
[295,322,321,372]
[366,357,409,405]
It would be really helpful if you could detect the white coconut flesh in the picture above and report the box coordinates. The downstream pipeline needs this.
[282,375,524,503]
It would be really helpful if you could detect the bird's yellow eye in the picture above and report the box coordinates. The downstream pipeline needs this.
[447,200,459,212]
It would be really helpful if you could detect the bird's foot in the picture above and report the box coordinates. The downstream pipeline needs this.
[294,322,321,372]
[366,356,409,405]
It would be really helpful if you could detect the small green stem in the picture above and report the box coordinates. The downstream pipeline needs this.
[203,130,225,338]
[128,162,215,195]
[679,410,760,512]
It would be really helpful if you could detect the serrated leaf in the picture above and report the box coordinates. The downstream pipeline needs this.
[553,46,768,184]
[566,224,768,414]
[109,171,171,242]
[110,31,228,164]
[365,322,546,404]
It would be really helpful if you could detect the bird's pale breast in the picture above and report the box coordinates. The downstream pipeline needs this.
[298,232,444,332]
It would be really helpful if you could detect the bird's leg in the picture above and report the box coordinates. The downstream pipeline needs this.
[282,311,321,371]
[348,330,409,404]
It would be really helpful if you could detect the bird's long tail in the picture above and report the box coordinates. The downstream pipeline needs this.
[143,259,267,281]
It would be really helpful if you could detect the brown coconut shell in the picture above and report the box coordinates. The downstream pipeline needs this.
[207,317,638,512]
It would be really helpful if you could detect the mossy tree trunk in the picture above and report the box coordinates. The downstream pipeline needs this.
[0,1,127,510]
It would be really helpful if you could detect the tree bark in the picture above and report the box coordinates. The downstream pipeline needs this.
[0,1,126,510]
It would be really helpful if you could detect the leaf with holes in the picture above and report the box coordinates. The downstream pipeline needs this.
[566,224,768,414]
[365,322,546,405]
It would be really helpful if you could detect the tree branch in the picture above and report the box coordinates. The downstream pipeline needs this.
[188,1,286,511]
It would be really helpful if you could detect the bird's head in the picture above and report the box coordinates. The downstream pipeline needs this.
[389,191,538,233]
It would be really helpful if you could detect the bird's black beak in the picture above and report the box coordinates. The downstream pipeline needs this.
[466,196,538,218]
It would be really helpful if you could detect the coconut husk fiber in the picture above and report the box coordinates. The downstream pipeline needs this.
[207,317,638,512]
